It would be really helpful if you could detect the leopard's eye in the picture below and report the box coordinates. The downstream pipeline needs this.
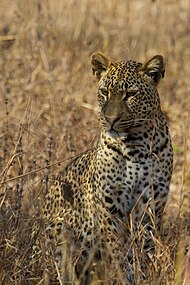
[123,89,139,100]
[127,90,138,96]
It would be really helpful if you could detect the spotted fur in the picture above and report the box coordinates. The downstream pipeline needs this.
[35,53,173,283]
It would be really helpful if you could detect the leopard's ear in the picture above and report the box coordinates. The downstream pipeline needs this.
[91,52,111,81]
[140,55,166,85]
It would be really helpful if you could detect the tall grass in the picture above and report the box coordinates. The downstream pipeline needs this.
[0,0,189,284]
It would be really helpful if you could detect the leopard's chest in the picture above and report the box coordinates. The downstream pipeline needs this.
[94,149,153,217]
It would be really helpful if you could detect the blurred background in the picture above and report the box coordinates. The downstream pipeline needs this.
[0,0,189,284]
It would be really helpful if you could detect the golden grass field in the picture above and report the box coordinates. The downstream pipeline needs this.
[0,0,190,284]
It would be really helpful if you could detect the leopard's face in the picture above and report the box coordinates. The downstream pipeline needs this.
[91,53,165,137]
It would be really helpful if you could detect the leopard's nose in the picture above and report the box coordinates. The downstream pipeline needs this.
[103,98,122,128]
[105,115,121,128]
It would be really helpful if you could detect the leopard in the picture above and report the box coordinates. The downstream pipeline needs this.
[32,52,173,284]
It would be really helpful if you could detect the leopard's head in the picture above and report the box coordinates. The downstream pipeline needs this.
[91,52,165,137]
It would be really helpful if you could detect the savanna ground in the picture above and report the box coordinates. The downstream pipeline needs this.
[0,0,190,284]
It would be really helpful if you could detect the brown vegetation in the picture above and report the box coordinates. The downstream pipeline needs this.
[0,0,189,284]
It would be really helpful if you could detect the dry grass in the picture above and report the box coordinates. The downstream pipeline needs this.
[0,0,190,284]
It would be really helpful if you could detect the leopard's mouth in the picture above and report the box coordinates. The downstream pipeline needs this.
[107,129,128,138]
[107,124,142,138]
